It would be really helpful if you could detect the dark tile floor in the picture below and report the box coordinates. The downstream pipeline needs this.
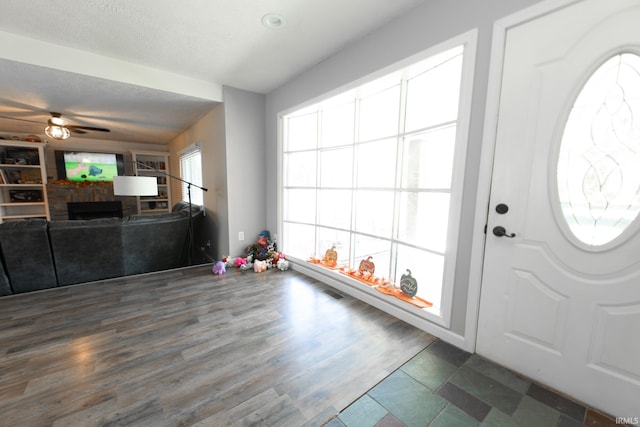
[325,340,624,427]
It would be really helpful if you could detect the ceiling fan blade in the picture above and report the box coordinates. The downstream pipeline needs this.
[65,125,110,133]
[0,115,46,125]
[69,128,88,134]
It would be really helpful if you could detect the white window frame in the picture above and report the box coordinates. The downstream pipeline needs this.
[277,30,477,329]
[179,143,204,206]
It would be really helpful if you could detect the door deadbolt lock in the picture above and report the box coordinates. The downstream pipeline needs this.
[496,203,509,214]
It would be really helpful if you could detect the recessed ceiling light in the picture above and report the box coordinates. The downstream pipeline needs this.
[262,13,286,29]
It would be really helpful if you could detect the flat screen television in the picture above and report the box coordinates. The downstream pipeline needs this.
[55,151,125,182]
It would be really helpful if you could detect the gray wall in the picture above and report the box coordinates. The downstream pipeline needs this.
[264,0,545,335]
[169,87,266,261]
[170,104,229,260]
[223,86,267,257]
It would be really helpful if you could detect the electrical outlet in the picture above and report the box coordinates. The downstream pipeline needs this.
[238,231,245,241]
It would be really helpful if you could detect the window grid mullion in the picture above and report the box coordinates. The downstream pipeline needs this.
[388,74,410,281]
[314,110,321,257]
[349,97,361,267]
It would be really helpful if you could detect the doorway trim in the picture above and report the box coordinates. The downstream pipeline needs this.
[466,0,584,353]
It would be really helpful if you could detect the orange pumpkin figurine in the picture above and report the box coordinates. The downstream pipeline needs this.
[358,256,375,275]
[324,245,338,267]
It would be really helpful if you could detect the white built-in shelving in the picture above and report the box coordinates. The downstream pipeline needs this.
[0,140,50,223]
[131,150,171,215]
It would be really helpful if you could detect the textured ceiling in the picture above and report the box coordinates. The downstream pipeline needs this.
[0,59,217,144]
[0,0,427,143]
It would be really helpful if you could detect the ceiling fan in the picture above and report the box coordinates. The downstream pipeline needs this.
[45,112,110,140]
[0,112,110,140]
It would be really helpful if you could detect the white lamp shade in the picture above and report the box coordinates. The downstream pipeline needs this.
[113,176,158,196]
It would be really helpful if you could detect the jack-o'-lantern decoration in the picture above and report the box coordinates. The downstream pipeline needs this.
[358,256,375,275]
[400,269,418,297]
[324,245,338,266]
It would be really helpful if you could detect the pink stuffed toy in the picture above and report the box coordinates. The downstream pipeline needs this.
[253,259,267,273]
[235,257,247,268]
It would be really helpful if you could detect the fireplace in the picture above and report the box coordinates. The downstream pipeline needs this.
[47,183,137,220]
[67,201,123,220]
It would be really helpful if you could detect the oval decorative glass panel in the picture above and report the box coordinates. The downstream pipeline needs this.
[557,53,640,246]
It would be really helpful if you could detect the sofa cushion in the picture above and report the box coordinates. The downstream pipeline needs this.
[48,217,125,286]
[125,212,185,223]
[172,201,203,217]
[121,211,189,275]
[0,248,11,296]
[0,219,57,293]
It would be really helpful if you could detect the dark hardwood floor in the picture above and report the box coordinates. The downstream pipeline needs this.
[0,265,435,426]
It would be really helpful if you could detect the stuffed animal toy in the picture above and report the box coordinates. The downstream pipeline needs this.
[257,231,269,251]
[225,257,236,268]
[212,261,226,275]
[240,262,253,272]
[234,257,247,268]
[254,259,267,273]
[277,258,290,271]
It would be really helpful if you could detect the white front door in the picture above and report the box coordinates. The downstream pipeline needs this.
[477,0,640,417]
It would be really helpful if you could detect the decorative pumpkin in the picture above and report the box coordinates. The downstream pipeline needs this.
[324,245,338,266]
[358,256,375,275]
[400,269,418,297]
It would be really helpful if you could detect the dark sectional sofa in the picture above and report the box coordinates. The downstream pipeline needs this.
[0,202,203,296]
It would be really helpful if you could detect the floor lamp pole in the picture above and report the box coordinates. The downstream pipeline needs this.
[134,161,207,265]
[187,182,193,264]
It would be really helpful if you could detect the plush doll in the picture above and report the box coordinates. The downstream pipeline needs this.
[212,261,226,275]
[277,258,290,271]
[240,262,253,272]
[257,232,269,250]
[225,257,236,268]
[254,259,267,273]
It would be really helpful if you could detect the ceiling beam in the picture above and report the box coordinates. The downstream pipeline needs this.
[0,31,223,102]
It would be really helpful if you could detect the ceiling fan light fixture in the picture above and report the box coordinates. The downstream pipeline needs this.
[45,125,70,140]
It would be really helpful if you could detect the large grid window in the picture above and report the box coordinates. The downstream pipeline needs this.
[282,45,468,311]
[179,144,204,206]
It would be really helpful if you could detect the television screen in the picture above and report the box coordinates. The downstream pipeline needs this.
[55,151,125,182]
